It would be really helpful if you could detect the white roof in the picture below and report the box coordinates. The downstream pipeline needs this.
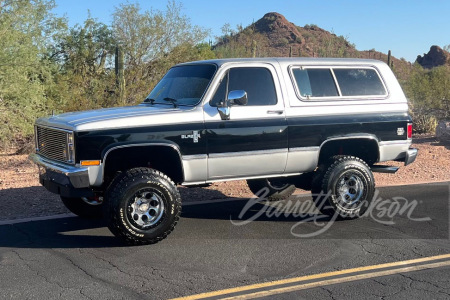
[180,57,388,68]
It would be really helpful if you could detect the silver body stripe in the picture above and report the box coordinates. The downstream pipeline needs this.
[285,147,319,173]
[207,152,287,180]
[183,172,303,186]
[289,146,320,152]
[208,149,287,159]
[379,140,411,162]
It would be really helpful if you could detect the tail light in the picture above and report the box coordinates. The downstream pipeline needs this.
[407,123,412,139]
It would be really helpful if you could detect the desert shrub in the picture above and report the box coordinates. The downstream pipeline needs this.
[404,64,450,136]
[413,114,438,134]
[405,65,450,118]
[278,38,289,46]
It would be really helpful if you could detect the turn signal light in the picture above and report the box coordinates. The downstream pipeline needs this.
[81,160,101,166]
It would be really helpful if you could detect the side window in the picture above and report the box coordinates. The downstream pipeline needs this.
[292,68,338,98]
[210,67,277,106]
[333,68,386,96]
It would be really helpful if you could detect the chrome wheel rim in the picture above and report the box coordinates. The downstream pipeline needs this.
[128,190,165,229]
[336,172,364,206]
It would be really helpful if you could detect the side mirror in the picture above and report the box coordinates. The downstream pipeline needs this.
[217,90,248,120]
[228,90,248,106]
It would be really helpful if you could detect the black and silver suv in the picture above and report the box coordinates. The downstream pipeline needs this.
[30,58,418,244]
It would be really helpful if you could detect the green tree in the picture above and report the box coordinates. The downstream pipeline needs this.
[50,16,117,111]
[0,0,62,148]
[112,1,210,104]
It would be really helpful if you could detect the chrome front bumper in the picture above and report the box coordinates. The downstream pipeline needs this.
[29,153,90,189]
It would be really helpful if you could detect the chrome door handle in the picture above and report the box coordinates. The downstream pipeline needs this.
[267,110,284,115]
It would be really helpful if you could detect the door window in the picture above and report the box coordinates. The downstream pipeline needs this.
[210,67,277,106]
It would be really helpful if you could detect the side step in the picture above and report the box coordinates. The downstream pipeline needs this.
[371,165,399,174]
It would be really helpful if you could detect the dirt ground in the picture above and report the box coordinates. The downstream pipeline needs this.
[0,135,449,221]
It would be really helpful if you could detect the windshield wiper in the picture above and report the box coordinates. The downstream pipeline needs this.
[163,97,178,108]
[143,97,156,104]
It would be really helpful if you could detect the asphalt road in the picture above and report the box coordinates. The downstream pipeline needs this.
[0,182,449,299]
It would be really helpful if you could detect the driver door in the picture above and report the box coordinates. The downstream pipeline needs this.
[203,64,288,180]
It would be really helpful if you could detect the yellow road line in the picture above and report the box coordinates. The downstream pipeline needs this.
[170,253,450,300]
[221,260,450,300]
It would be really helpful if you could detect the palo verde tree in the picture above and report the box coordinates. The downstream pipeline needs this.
[111,1,210,104]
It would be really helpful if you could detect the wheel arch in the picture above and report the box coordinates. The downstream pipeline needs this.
[318,135,380,166]
[102,143,185,185]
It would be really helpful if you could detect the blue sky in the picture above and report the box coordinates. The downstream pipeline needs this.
[52,0,449,62]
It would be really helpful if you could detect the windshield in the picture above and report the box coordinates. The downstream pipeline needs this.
[145,64,217,106]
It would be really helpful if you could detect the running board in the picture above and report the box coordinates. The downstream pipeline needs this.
[371,165,399,174]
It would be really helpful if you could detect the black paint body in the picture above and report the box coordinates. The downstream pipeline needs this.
[74,112,411,161]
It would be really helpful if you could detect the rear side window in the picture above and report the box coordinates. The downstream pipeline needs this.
[291,66,387,100]
[293,69,338,97]
[333,68,386,96]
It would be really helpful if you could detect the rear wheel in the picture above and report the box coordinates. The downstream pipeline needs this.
[61,196,103,219]
[105,168,181,245]
[247,178,296,201]
[312,156,375,218]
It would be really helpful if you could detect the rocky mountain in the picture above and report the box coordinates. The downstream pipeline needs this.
[250,12,357,58]
[416,46,450,69]
[214,12,411,79]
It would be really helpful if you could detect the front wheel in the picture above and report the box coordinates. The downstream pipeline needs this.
[247,178,296,201]
[312,156,375,219]
[105,168,181,245]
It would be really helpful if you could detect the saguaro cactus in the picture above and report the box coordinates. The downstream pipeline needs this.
[115,46,125,105]
[251,40,257,58]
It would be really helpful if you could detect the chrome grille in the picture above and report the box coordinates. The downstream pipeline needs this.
[36,126,69,162]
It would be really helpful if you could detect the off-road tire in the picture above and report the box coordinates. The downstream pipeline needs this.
[105,168,181,245]
[61,196,103,219]
[247,178,296,201]
[312,156,375,219]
